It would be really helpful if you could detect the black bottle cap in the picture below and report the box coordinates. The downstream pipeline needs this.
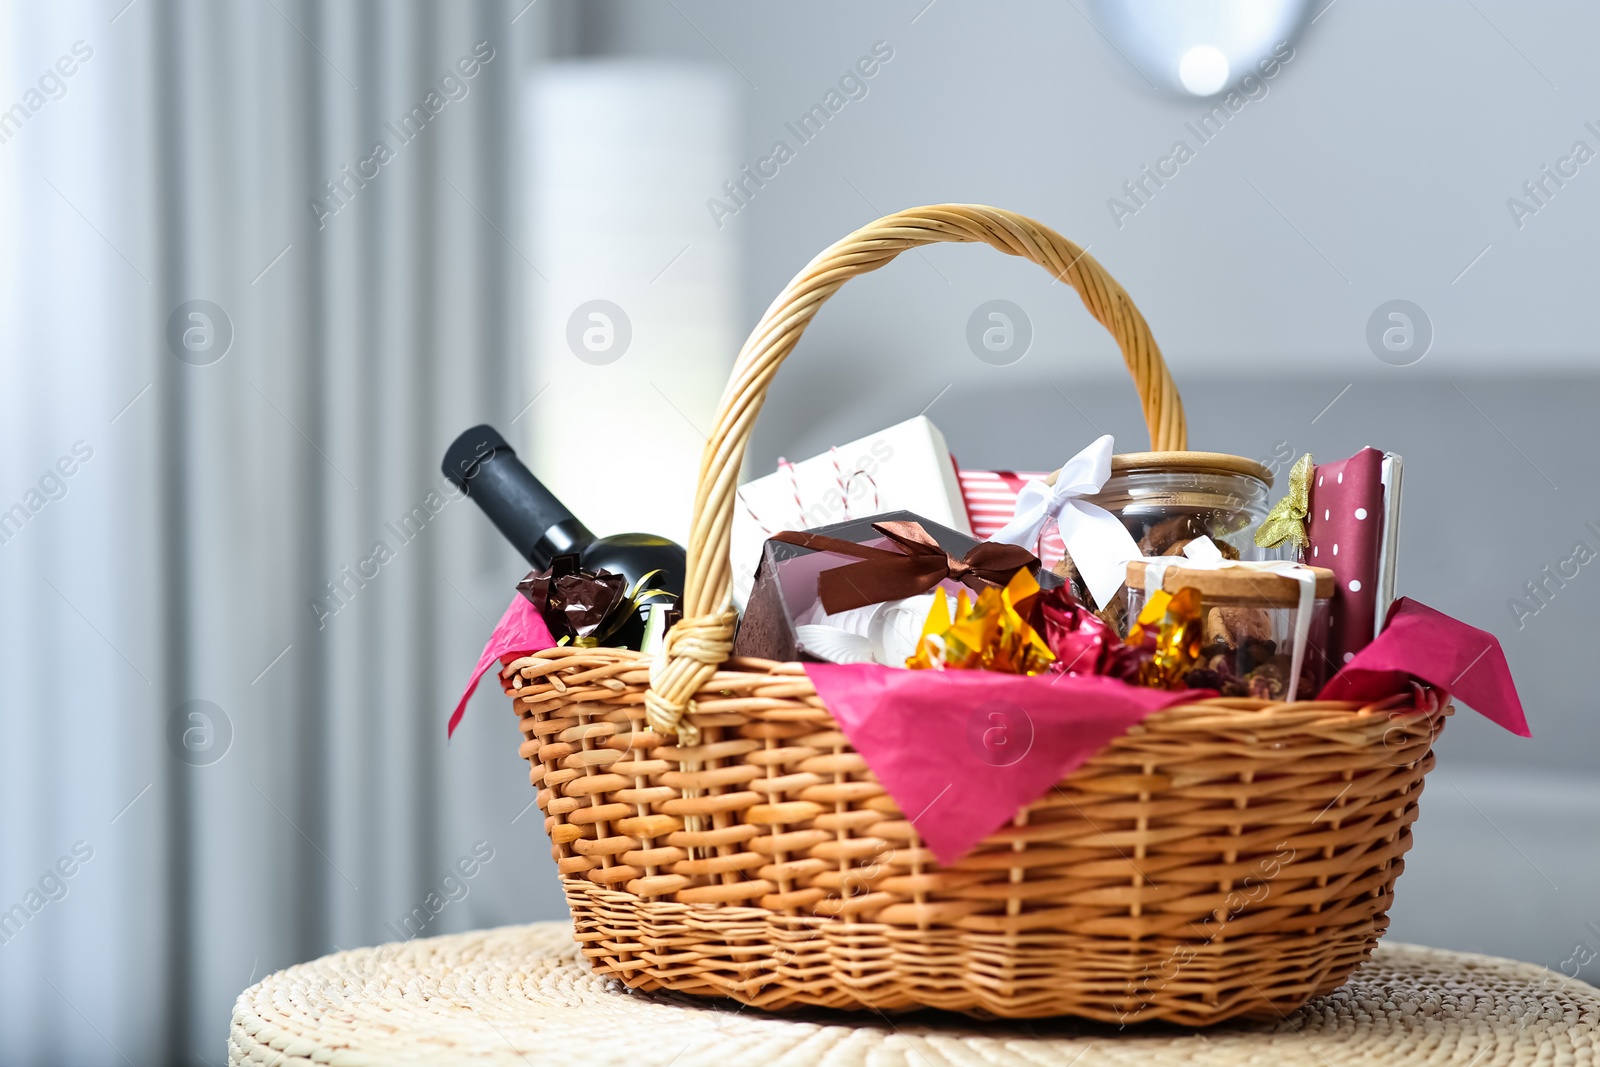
[442,424,512,492]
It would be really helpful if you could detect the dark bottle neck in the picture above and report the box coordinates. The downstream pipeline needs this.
[443,425,596,569]
[533,518,594,566]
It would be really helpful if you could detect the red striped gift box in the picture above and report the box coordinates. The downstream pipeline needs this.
[955,465,1067,569]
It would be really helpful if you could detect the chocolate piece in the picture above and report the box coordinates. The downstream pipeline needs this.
[517,554,672,648]
[517,555,626,642]
[733,555,792,662]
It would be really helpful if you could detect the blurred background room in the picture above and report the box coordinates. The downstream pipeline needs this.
[1,0,1597,1063]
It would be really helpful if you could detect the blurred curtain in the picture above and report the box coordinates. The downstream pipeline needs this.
[0,1,546,1064]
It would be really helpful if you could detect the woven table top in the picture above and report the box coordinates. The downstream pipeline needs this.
[229,921,1599,1067]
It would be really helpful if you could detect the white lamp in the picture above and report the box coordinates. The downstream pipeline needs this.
[1086,0,1311,97]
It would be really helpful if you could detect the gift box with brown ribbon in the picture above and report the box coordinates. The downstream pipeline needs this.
[730,509,1060,664]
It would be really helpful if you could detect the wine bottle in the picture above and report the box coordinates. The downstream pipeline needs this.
[442,424,687,611]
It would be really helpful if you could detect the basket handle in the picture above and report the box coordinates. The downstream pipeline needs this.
[645,204,1187,739]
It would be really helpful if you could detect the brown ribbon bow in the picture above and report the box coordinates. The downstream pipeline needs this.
[771,520,1041,615]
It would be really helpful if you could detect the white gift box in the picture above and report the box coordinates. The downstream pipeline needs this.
[730,416,970,611]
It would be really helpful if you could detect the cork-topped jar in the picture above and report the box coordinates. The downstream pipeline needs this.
[1125,558,1336,701]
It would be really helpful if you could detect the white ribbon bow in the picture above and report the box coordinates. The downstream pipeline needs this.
[987,434,1141,609]
[1143,537,1319,702]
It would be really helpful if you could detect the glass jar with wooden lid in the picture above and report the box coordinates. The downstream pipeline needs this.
[1125,558,1336,701]
[1090,451,1275,561]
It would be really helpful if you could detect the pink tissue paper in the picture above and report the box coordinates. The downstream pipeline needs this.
[448,594,555,737]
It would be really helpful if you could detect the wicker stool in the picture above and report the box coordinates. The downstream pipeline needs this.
[229,922,1599,1066]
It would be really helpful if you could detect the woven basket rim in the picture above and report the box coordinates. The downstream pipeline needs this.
[504,646,1449,733]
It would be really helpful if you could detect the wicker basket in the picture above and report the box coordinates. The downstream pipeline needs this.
[503,204,1448,1025]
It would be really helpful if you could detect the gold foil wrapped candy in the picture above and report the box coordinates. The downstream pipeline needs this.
[1125,586,1204,689]
[906,569,1055,675]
